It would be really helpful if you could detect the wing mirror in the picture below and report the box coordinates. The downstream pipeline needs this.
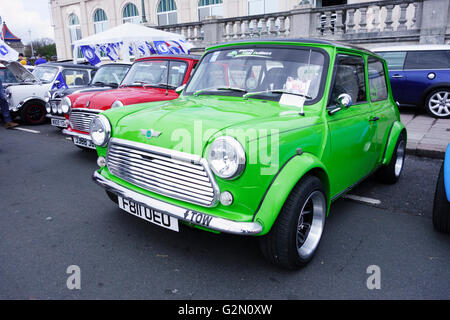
[337,93,352,108]
[175,84,186,94]
[328,93,353,115]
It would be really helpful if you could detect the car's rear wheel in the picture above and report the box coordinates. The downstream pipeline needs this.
[377,133,406,184]
[20,102,47,125]
[425,89,450,118]
[432,162,450,233]
[259,175,327,269]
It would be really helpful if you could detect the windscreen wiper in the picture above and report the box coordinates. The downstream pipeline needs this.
[194,87,248,96]
[153,83,177,90]
[243,89,312,100]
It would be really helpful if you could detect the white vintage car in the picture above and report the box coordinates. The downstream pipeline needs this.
[3,61,96,124]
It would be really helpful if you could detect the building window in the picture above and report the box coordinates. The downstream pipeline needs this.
[248,0,279,15]
[94,9,108,34]
[68,13,82,58]
[157,0,178,26]
[123,3,140,24]
[198,0,223,21]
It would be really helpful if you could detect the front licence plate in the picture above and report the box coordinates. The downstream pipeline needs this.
[51,118,67,128]
[118,196,179,232]
[73,136,96,149]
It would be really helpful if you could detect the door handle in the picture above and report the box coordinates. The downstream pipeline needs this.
[369,116,380,122]
[392,74,403,79]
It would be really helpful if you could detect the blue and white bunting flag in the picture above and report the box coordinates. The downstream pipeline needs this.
[80,45,101,65]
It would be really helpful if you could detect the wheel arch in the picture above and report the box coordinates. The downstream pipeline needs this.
[253,152,331,235]
[382,121,407,166]
[443,144,450,202]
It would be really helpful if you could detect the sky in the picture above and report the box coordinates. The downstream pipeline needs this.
[0,0,54,43]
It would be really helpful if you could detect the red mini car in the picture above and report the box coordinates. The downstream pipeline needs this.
[62,54,199,149]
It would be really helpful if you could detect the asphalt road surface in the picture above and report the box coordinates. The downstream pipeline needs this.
[0,123,449,300]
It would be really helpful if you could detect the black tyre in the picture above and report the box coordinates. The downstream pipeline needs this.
[376,133,406,184]
[432,162,450,233]
[106,191,118,204]
[259,175,327,269]
[20,101,47,125]
[425,88,450,118]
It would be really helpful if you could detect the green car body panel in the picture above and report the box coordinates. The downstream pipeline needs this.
[93,40,406,236]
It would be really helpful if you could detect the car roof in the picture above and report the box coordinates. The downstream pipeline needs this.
[372,44,450,52]
[98,62,132,67]
[43,62,98,69]
[135,54,201,62]
[207,38,375,55]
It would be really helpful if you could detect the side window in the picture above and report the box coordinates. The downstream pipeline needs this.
[62,69,90,86]
[404,50,450,69]
[330,54,366,105]
[166,61,188,87]
[376,51,406,70]
[368,58,388,102]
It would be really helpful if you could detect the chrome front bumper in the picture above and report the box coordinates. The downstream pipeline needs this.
[62,129,91,140]
[92,170,263,235]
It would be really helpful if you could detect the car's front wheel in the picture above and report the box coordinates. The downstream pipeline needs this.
[20,101,47,125]
[432,162,450,233]
[425,89,450,118]
[259,175,327,269]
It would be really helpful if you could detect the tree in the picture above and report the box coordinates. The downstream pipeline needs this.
[24,38,56,60]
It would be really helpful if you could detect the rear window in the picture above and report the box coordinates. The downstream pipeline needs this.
[376,51,406,70]
[403,50,450,70]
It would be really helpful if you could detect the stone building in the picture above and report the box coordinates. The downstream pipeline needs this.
[49,0,450,60]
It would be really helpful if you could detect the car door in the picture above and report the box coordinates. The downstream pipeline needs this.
[376,51,408,105]
[401,50,450,106]
[326,53,379,196]
[367,56,395,160]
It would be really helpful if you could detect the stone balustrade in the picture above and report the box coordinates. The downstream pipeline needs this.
[313,0,421,36]
[154,0,449,50]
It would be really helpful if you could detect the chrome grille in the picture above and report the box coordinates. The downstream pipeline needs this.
[107,138,219,207]
[69,110,97,132]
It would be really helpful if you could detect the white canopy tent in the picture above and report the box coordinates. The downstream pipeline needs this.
[72,23,193,64]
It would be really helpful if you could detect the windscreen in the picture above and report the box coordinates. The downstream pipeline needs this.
[32,66,58,83]
[92,65,131,86]
[121,60,188,88]
[185,47,326,100]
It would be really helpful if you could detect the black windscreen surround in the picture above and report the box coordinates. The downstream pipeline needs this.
[404,50,450,70]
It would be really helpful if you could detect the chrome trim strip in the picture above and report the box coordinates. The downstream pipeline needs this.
[92,171,262,235]
[107,138,221,207]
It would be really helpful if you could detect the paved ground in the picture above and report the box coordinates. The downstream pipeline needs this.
[0,123,449,300]
[400,109,450,158]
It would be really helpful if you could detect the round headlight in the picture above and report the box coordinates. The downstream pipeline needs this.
[207,136,246,180]
[89,115,111,147]
[44,91,51,102]
[51,102,58,114]
[61,97,72,114]
[45,103,51,113]
[111,100,123,109]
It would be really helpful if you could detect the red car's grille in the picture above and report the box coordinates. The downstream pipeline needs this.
[69,110,97,132]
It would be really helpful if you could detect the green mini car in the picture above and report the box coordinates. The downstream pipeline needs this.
[90,39,407,269]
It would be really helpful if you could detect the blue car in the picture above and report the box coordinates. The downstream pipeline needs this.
[373,45,450,118]
[433,144,450,233]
